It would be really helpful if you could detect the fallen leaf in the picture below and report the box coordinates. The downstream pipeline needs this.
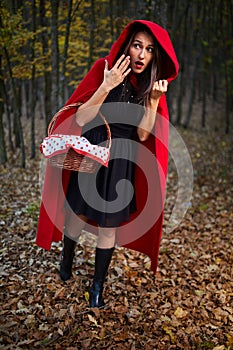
[87,314,100,327]
[162,325,175,343]
[174,307,189,319]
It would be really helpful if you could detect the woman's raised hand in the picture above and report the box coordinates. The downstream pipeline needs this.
[151,80,168,100]
[103,54,131,92]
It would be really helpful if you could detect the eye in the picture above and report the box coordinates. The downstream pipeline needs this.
[133,43,141,49]
[147,47,154,53]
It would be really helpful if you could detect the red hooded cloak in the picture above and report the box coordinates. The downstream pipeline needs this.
[36,20,179,273]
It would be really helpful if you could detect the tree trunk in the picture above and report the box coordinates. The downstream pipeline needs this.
[145,0,153,20]
[24,81,30,119]
[60,0,73,105]
[30,0,36,159]
[3,81,14,152]
[224,63,231,134]
[88,0,95,71]
[156,0,168,28]
[4,46,25,167]
[0,55,7,164]
[224,0,232,133]
[174,2,190,125]
[109,0,114,41]
[201,75,206,129]
[40,0,52,128]
[50,0,60,116]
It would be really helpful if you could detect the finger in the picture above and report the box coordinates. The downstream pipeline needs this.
[119,56,130,71]
[104,59,109,71]
[161,80,168,92]
[161,79,168,86]
[163,80,168,90]
[153,81,159,90]
[115,54,126,68]
[155,80,166,92]
[122,67,131,77]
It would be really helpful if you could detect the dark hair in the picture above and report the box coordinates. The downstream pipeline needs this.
[114,23,162,107]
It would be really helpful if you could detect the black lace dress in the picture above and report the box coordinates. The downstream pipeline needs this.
[65,81,144,227]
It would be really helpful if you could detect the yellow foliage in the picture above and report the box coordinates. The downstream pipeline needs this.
[1,1,133,84]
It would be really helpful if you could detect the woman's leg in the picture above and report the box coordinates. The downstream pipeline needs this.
[59,213,87,281]
[65,213,88,241]
[89,227,116,308]
[97,227,116,248]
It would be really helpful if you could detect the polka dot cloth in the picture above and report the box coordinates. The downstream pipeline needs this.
[40,134,110,167]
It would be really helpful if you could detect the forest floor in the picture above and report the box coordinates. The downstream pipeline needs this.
[0,115,233,350]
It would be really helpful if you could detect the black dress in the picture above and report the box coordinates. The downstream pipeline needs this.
[65,81,144,227]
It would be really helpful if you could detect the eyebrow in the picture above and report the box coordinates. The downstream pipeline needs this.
[133,39,154,47]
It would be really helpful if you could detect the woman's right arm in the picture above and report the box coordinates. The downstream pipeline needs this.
[76,55,131,127]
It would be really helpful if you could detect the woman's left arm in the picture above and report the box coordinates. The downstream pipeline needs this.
[137,80,168,142]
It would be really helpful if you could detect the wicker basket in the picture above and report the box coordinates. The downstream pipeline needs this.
[46,103,111,173]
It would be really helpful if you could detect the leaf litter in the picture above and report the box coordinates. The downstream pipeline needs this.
[0,123,232,349]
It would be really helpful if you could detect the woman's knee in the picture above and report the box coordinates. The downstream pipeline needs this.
[65,213,87,237]
[98,227,116,239]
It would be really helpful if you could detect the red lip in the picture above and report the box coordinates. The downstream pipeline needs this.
[135,61,144,69]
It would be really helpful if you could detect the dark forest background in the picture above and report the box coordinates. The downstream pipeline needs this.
[0,0,232,167]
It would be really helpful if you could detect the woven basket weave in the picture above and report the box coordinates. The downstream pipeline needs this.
[47,103,111,173]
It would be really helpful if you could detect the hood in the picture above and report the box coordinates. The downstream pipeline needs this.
[107,20,179,83]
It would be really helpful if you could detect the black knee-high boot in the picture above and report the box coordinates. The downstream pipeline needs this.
[89,247,115,308]
[59,234,76,281]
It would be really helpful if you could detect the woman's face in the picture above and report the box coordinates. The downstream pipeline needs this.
[128,31,155,74]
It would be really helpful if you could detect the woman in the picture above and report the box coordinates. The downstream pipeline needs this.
[36,20,179,308]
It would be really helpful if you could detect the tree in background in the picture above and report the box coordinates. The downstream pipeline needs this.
[0,0,232,166]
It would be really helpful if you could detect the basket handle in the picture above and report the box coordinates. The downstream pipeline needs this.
[98,110,112,149]
[47,103,82,136]
[47,103,112,149]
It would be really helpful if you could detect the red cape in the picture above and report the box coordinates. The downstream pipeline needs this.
[36,20,179,273]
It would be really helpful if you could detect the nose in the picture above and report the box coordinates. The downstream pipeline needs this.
[139,48,145,59]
